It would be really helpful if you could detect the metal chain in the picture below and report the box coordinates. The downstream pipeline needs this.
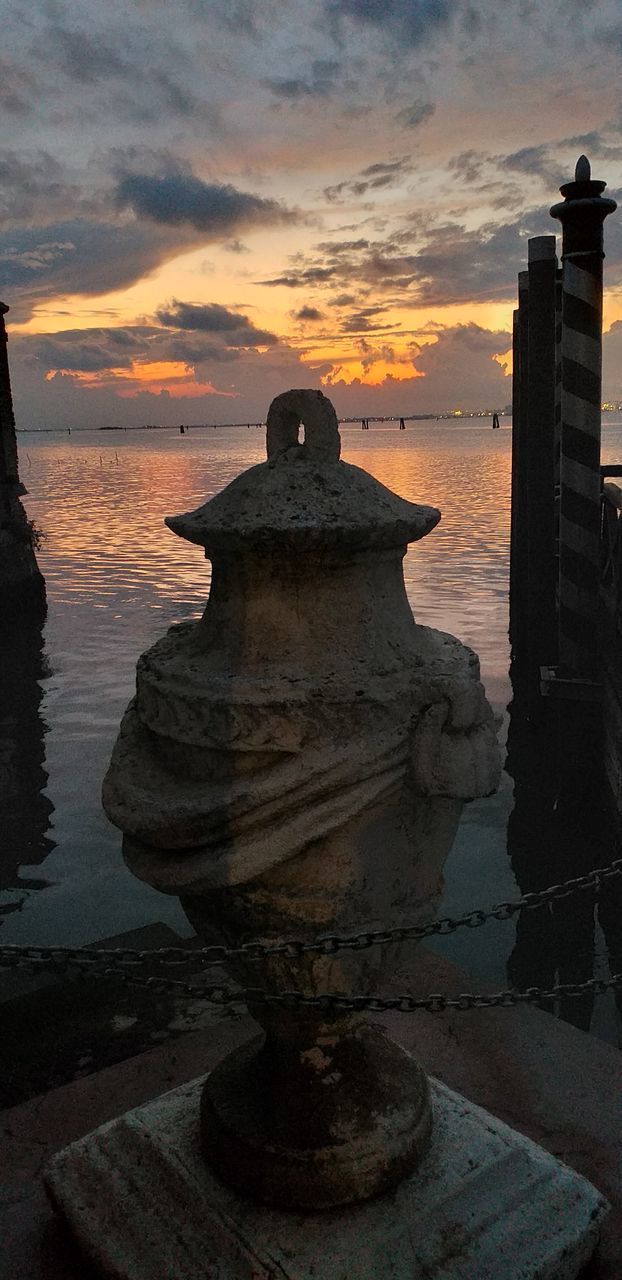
[1,945,620,1013]
[1,854,620,973]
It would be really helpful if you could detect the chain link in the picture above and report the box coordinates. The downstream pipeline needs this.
[2,946,619,1014]
[1,859,621,1014]
[1,854,620,975]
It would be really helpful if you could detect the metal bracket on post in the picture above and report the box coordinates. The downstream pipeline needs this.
[539,665,602,701]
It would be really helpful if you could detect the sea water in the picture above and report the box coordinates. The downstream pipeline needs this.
[3,419,622,1043]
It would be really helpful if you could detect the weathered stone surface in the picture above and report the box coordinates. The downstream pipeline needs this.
[101,389,501,1207]
[44,1074,609,1280]
[200,1025,433,1209]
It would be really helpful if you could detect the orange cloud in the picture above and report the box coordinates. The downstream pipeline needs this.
[44,359,238,399]
[321,358,425,387]
[492,347,512,376]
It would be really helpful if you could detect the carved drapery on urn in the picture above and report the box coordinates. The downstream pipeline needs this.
[103,389,500,1210]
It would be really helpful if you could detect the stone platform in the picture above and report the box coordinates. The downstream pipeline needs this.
[2,949,621,1278]
[43,1074,607,1280]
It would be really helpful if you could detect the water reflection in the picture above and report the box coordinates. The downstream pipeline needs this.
[0,605,55,921]
[5,423,622,1043]
[506,668,622,1036]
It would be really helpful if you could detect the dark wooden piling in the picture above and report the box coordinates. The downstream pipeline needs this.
[0,303,21,504]
[509,271,530,663]
[550,156,617,678]
[509,309,520,650]
[554,268,562,489]
[0,301,45,610]
[526,236,558,683]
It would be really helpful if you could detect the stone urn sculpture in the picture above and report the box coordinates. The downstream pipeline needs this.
[103,389,500,1211]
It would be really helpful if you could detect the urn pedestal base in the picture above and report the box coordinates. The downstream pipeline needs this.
[200,1025,432,1209]
[44,1073,608,1280]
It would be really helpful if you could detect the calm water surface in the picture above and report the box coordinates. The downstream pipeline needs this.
[4,419,622,1042]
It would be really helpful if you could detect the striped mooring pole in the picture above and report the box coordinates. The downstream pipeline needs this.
[550,156,616,679]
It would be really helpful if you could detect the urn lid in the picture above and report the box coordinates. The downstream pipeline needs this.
[166,389,440,553]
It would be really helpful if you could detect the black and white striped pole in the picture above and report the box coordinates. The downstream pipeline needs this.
[550,156,616,682]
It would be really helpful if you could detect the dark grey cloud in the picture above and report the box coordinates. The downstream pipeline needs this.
[33,16,223,128]
[107,74,220,128]
[46,25,127,84]
[361,159,407,178]
[17,300,280,378]
[265,59,340,100]
[340,305,392,332]
[448,151,487,185]
[293,306,325,321]
[45,22,204,117]
[21,326,152,373]
[450,134,622,197]
[0,57,35,116]
[258,266,338,288]
[0,150,99,230]
[0,218,199,319]
[184,0,259,35]
[116,171,299,235]
[155,300,278,346]
[398,215,556,305]
[257,204,563,308]
[325,0,453,47]
[499,144,562,187]
[410,322,511,398]
[324,157,412,202]
[222,239,250,254]
[315,238,370,252]
[395,100,435,130]
[105,144,189,181]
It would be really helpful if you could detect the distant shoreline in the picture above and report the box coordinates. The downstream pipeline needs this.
[16,412,513,434]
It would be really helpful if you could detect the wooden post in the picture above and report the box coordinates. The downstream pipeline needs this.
[554,268,562,490]
[526,236,558,683]
[0,300,45,608]
[0,302,21,518]
[510,271,530,663]
[509,311,520,650]
[550,156,617,678]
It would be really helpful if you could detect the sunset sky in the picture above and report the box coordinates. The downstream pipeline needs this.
[5,0,622,428]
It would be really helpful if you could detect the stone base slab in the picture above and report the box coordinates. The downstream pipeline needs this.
[43,1074,609,1279]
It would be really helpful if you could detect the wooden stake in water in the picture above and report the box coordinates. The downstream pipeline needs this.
[551,157,616,677]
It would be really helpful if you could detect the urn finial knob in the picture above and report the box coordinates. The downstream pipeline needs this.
[266,388,341,462]
[575,154,591,182]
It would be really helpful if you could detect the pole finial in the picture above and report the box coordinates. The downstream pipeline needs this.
[575,155,591,182]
